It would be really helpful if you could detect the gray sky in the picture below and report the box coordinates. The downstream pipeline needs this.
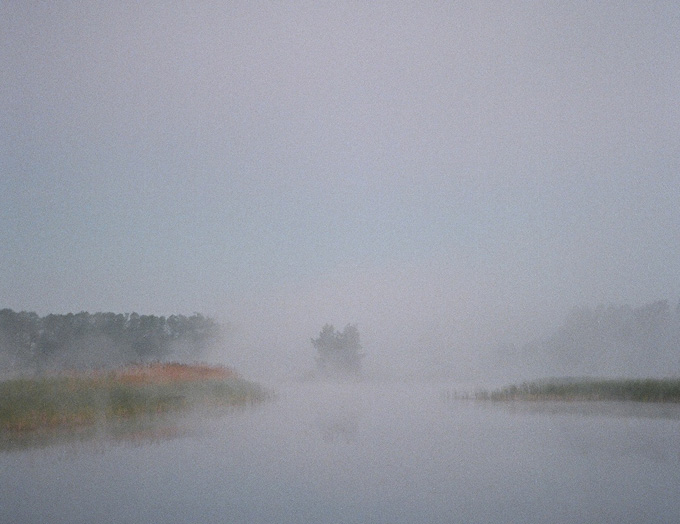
[2,2,679,377]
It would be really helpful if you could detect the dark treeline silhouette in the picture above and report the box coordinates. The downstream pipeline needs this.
[0,309,222,374]
[518,299,680,377]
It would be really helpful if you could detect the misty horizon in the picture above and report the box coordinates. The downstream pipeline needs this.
[2,295,678,385]
[2,2,679,382]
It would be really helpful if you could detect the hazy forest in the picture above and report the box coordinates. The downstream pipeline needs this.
[0,309,221,374]
[493,299,680,379]
[1,299,678,380]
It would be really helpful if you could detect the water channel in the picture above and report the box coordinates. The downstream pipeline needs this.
[2,381,679,523]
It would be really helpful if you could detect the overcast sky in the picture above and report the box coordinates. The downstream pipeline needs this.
[2,2,679,377]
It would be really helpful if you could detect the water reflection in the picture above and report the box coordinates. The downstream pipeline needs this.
[443,398,680,464]
[0,408,219,452]
[3,383,680,524]
[473,398,680,420]
[317,411,359,443]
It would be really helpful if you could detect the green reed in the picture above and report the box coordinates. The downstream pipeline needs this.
[476,378,680,402]
[0,372,269,432]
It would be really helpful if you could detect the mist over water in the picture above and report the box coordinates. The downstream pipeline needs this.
[2,380,679,524]
[2,2,680,522]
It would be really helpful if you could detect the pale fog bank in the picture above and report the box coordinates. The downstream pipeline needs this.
[2,296,678,390]
[220,297,680,389]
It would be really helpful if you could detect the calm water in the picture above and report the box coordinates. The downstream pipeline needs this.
[2,381,679,524]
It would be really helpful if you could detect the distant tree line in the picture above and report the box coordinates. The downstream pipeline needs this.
[0,309,222,374]
[521,299,680,377]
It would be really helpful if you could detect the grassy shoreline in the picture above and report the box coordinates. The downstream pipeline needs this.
[0,363,269,433]
[474,377,680,403]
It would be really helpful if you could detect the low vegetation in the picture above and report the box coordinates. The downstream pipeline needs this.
[0,363,269,433]
[475,377,680,402]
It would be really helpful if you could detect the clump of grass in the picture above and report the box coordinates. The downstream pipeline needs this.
[0,363,269,433]
[475,378,680,402]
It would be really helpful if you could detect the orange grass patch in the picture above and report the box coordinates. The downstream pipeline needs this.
[1,363,264,437]
[107,362,237,385]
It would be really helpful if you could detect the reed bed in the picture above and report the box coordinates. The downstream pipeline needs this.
[475,378,680,402]
[0,363,269,433]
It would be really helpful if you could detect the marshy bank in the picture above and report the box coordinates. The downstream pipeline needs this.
[0,363,270,447]
[465,377,680,403]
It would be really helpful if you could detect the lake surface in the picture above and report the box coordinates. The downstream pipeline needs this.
[2,381,679,524]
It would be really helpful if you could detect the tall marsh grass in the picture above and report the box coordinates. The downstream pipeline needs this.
[0,363,269,433]
[476,378,680,402]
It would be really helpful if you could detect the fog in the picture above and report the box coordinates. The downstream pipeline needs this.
[2,2,679,384]
[3,380,680,523]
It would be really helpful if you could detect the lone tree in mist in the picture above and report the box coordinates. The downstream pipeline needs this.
[312,324,363,376]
